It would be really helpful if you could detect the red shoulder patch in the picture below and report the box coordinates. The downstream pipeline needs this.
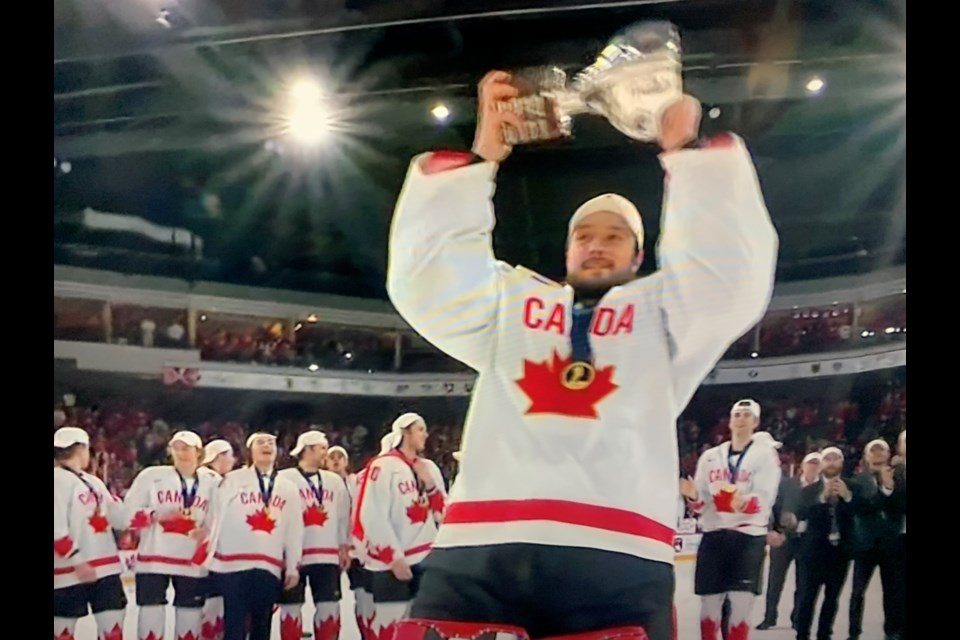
[700,133,737,149]
[420,151,476,175]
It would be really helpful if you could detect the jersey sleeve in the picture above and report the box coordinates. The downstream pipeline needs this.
[387,153,512,372]
[356,459,404,566]
[658,135,779,409]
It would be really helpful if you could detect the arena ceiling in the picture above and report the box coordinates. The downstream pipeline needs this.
[53,0,906,297]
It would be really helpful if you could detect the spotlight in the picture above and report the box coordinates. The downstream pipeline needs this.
[805,77,825,94]
[308,364,320,372]
[707,107,721,119]
[431,103,451,123]
[289,79,323,106]
[60,161,72,174]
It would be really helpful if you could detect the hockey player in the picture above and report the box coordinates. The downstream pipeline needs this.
[326,445,369,638]
[353,414,447,640]
[123,430,220,640]
[198,439,236,640]
[385,69,777,640]
[277,430,351,640]
[202,432,303,640]
[681,400,782,640]
[54,427,128,640]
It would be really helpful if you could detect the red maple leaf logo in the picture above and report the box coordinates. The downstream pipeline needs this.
[515,350,618,418]
[54,628,75,640]
[102,624,124,640]
[280,614,302,640]
[712,491,735,513]
[303,505,329,527]
[88,512,110,533]
[177,632,200,640]
[200,616,224,640]
[406,501,429,524]
[160,514,197,536]
[314,615,341,640]
[246,509,276,534]
[367,543,395,565]
[129,510,152,530]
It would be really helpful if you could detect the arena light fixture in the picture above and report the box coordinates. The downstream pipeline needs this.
[283,77,332,145]
[308,364,320,372]
[431,102,451,123]
[805,76,825,94]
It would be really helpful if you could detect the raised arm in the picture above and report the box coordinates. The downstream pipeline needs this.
[658,134,779,408]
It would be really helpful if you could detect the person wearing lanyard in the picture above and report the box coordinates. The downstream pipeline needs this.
[198,438,236,640]
[793,447,856,640]
[353,413,447,640]
[277,430,351,640]
[54,427,129,640]
[122,430,220,640]
[680,399,781,640]
[202,432,303,640]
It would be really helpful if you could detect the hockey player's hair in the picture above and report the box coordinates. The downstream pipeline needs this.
[53,443,85,461]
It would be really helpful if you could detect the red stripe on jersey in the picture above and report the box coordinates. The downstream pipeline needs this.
[213,552,284,568]
[443,499,676,545]
[420,151,475,175]
[54,555,120,575]
[137,554,195,567]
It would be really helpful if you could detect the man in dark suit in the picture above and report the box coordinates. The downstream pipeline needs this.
[757,452,821,630]
[879,430,906,640]
[847,438,902,640]
[794,447,858,640]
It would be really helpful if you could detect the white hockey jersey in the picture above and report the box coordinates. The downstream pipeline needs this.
[53,466,127,589]
[690,440,782,536]
[278,467,350,567]
[387,135,778,565]
[353,452,447,572]
[122,466,220,577]
[204,466,303,579]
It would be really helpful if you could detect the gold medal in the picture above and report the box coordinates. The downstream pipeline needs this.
[263,506,271,518]
[561,362,596,390]
[181,508,193,519]
[721,484,737,493]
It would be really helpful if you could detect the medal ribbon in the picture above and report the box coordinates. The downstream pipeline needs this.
[727,441,753,486]
[62,464,102,512]
[178,471,198,511]
[570,302,597,363]
[300,469,324,505]
[257,469,278,512]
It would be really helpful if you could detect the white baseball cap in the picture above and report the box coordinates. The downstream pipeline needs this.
[384,412,425,450]
[452,450,464,462]
[731,399,761,419]
[202,439,233,465]
[568,193,644,248]
[821,447,844,461]
[864,438,890,454]
[751,431,782,450]
[379,433,395,454]
[291,430,329,457]
[245,432,277,448]
[169,430,203,449]
[327,445,349,461]
[802,452,822,465]
[53,427,90,449]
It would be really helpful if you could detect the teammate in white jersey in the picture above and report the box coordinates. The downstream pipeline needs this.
[54,427,128,640]
[197,439,235,640]
[353,414,446,640]
[277,430,351,640]
[123,430,219,640]
[681,400,781,640]
[203,432,303,640]
[327,445,370,639]
[387,69,777,640]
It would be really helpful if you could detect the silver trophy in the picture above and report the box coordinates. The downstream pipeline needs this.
[499,21,683,144]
